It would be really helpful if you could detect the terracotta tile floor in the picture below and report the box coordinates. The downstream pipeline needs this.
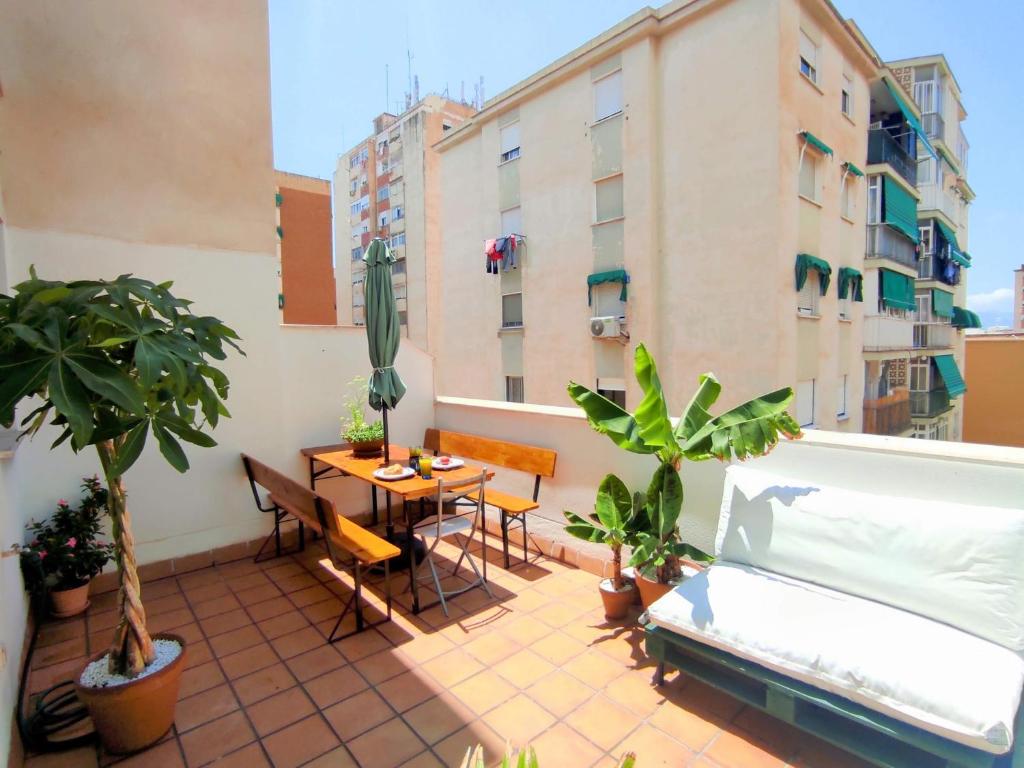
[22,536,874,768]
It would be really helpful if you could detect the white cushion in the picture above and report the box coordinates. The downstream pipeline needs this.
[716,465,1024,651]
[648,562,1024,754]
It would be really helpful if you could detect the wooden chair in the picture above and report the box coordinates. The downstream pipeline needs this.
[423,429,557,569]
[241,454,400,641]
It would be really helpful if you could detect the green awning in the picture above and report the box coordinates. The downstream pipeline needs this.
[794,254,832,295]
[275,193,283,207]
[931,288,954,319]
[587,269,630,306]
[952,306,983,329]
[880,268,915,312]
[837,267,864,302]
[933,354,966,397]
[882,77,938,160]
[962,251,973,263]
[800,131,833,157]
[938,144,961,176]
[933,219,970,267]
[276,225,283,239]
[883,176,919,243]
[842,161,864,178]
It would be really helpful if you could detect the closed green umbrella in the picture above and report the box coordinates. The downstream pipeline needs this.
[363,238,406,464]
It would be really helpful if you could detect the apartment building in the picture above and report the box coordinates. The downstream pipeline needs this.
[433,0,874,430]
[1015,266,1024,329]
[333,96,475,350]
[275,171,335,325]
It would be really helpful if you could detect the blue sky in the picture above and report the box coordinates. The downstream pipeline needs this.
[269,0,1024,325]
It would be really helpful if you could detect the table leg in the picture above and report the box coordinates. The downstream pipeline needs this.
[407,501,420,614]
[385,490,393,539]
[481,504,488,584]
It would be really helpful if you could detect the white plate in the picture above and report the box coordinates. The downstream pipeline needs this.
[373,466,416,481]
[431,457,465,471]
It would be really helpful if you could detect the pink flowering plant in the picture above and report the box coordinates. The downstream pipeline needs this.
[20,476,114,595]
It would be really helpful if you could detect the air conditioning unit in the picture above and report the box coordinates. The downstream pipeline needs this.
[590,316,622,339]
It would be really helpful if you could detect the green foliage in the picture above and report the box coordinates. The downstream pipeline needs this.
[0,269,242,475]
[20,477,115,593]
[564,474,637,588]
[340,376,384,443]
[460,745,635,768]
[567,343,801,583]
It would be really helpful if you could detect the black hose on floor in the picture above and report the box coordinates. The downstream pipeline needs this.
[16,601,95,753]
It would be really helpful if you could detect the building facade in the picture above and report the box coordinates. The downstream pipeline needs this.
[275,171,335,325]
[333,96,475,350]
[963,332,1024,448]
[432,0,875,430]
[1015,266,1024,329]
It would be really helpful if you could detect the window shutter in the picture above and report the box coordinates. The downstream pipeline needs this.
[594,70,623,122]
[500,123,520,155]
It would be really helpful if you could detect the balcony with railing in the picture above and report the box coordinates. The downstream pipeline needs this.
[910,387,953,418]
[913,322,955,350]
[921,111,945,141]
[863,391,912,436]
[917,253,961,286]
[863,312,914,352]
[865,224,918,270]
[918,184,960,226]
[867,128,916,186]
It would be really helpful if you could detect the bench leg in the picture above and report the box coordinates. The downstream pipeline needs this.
[521,512,528,567]
[254,508,291,563]
[500,510,511,570]
[327,559,394,643]
[653,660,666,686]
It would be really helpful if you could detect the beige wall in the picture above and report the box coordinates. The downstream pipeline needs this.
[963,335,1024,448]
[436,0,871,427]
[1016,269,1024,330]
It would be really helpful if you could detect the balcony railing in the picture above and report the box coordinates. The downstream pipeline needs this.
[910,388,952,418]
[863,393,911,436]
[921,112,945,141]
[918,184,960,226]
[913,323,954,350]
[863,313,914,352]
[865,224,918,269]
[868,128,916,186]
[917,254,960,286]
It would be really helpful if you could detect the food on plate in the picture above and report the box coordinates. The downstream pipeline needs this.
[381,463,406,477]
[436,456,451,466]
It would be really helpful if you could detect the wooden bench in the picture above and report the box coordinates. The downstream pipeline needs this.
[242,454,401,641]
[423,429,557,568]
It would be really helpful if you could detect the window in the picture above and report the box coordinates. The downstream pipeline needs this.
[919,222,933,255]
[501,292,523,328]
[398,310,408,326]
[593,69,623,122]
[442,121,453,132]
[836,375,848,417]
[840,176,852,219]
[909,357,930,392]
[917,156,937,185]
[379,211,389,228]
[797,271,819,316]
[839,294,851,320]
[500,207,522,236]
[393,205,404,220]
[376,161,388,176]
[393,258,407,276]
[595,175,624,222]
[377,186,389,202]
[798,152,817,201]
[390,233,406,248]
[913,79,939,114]
[505,376,525,403]
[796,379,815,427]
[799,30,818,84]
[597,385,626,409]
[500,123,521,163]
[349,180,357,196]
[351,246,363,261]
[841,74,853,117]
[866,176,881,224]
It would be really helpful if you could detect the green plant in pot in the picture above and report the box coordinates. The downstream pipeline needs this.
[564,473,641,620]
[340,376,385,456]
[0,270,241,752]
[20,477,115,618]
[567,343,801,608]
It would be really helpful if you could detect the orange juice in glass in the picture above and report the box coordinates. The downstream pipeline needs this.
[418,456,433,479]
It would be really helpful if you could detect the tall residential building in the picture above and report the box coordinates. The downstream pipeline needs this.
[433,0,877,431]
[333,96,475,350]
[1015,266,1024,329]
[275,171,335,325]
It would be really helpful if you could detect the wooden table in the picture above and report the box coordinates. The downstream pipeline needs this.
[306,444,495,612]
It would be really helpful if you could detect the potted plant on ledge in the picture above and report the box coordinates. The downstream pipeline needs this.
[567,344,801,609]
[20,477,115,618]
[341,376,385,456]
[564,474,640,619]
[0,270,241,753]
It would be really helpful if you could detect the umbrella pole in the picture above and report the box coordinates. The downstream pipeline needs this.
[382,406,394,541]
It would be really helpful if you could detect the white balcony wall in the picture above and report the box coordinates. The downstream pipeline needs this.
[918,183,960,226]
[863,314,914,351]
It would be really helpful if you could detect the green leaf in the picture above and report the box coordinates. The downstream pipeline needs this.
[47,361,94,445]
[33,286,72,304]
[563,511,605,544]
[567,381,654,455]
[91,336,136,348]
[633,344,679,454]
[65,354,146,415]
[0,355,50,427]
[134,336,162,389]
[674,373,722,442]
[647,463,683,541]
[152,421,189,472]
[107,420,149,478]
[679,386,801,461]
[594,473,631,530]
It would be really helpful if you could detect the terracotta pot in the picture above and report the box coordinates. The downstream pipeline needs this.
[350,438,384,457]
[599,578,635,620]
[635,571,674,609]
[50,582,91,618]
[621,567,642,606]
[75,633,187,754]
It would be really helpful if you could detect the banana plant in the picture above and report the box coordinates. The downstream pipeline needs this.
[0,269,241,676]
[563,473,640,590]
[567,343,801,583]
[459,745,636,768]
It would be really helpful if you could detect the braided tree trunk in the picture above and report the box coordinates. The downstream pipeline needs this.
[97,439,155,677]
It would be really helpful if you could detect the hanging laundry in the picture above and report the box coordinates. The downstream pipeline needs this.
[485,238,498,274]
[502,236,517,272]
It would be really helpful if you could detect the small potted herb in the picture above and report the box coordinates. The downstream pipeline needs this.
[340,377,385,456]
[21,477,115,617]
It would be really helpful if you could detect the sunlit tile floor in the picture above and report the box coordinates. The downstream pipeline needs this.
[22,534,872,768]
